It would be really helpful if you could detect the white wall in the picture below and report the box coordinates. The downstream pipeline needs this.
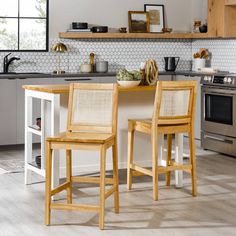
[49,0,194,37]
[191,0,208,26]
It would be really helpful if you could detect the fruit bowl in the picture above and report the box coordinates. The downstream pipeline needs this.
[117,80,141,88]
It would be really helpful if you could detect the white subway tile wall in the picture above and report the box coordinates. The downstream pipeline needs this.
[0,39,191,73]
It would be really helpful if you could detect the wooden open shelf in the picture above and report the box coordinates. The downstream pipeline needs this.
[59,32,215,40]
[225,0,236,6]
[59,1,236,40]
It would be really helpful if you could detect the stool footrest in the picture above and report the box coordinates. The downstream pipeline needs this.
[105,186,116,199]
[51,203,100,212]
[132,171,146,177]
[131,164,153,177]
[72,176,114,185]
[158,164,192,173]
[51,181,70,196]
[130,163,192,176]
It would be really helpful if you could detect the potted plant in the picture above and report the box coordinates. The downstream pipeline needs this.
[116,69,142,88]
[193,48,209,71]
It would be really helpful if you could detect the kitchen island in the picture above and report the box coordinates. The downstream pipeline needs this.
[23,84,184,191]
[1,69,224,145]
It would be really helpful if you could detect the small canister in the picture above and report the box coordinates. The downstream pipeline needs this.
[80,63,92,73]
[193,20,201,33]
[95,61,108,73]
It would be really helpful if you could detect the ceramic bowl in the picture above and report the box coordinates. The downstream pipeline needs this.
[117,80,141,88]
[162,27,173,33]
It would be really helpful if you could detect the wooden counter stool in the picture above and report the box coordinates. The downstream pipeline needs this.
[45,83,119,230]
[127,81,197,201]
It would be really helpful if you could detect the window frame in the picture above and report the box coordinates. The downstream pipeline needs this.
[0,0,49,52]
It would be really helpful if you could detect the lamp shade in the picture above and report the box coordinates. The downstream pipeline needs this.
[52,42,68,52]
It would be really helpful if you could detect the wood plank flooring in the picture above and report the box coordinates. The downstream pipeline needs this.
[0,147,236,236]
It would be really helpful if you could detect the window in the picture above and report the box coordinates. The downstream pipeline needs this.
[0,0,48,51]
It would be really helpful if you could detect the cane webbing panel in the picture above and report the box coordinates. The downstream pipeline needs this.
[72,89,113,127]
[160,90,190,117]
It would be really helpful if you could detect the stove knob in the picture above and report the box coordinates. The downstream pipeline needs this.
[207,76,212,81]
[227,77,232,83]
[224,77,228,83]
[204,76,208,81]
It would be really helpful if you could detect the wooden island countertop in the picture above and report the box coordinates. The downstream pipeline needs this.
[23,84,156,94]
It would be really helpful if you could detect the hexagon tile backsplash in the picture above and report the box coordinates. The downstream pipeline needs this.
[192,39,236,73]
[0,38,192,73]
[1,38,236,73]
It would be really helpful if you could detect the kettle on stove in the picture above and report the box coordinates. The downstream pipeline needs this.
[164,57,180,71]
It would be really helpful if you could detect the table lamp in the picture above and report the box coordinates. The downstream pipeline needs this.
[52,42,68,74]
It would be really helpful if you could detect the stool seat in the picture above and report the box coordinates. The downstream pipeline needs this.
[129,119,191,135]
[46,132,115,144]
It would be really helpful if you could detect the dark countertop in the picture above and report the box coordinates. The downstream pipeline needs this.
[159,70,231,77]
[0,72,116,79]
[0,70,232,79]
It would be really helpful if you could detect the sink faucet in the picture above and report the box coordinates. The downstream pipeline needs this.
[3,53,20,73]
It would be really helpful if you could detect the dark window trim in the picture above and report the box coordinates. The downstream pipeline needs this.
[0,0,49,52]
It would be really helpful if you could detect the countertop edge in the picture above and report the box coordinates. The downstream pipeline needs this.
[0,70,232,80]
[23,84,156,94]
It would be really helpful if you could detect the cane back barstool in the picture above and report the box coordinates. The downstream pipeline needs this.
[45,83,119,229]
[127,81,197,201]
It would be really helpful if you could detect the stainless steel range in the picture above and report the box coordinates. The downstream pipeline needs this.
[201,74,236,156]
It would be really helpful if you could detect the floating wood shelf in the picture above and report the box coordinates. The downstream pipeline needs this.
[225,0,236,6]
[59,32,216,40]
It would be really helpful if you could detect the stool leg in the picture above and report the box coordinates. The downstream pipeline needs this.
[151,130,158,201]
[189,129,197,197]
[66,150,72,204]
[166,134,172,186]
[127,122,134,190]
[99,145,106,230]
[45,141,52,225]
[112,139,119,213]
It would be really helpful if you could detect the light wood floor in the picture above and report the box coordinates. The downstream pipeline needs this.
[0,147,236,236]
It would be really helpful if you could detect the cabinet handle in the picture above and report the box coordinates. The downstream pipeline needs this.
[204,134,233,144]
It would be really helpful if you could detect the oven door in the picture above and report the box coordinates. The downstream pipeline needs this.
[201,86,236,137]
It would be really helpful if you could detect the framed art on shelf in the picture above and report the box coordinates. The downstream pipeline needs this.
[128,11,150,33]
[144,4,165,33]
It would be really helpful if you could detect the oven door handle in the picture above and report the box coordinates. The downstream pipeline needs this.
[204,134,233,144]
[202,88,236,96]
[206,91,235,96]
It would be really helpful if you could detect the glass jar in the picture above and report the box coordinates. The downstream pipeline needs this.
[193,20,201,33]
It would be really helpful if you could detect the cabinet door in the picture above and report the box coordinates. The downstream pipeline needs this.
[0,79,17,145]
[16,78,53,144]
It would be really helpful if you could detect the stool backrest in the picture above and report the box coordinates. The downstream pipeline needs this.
[67,83,118,134]
[152,81,197,126]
